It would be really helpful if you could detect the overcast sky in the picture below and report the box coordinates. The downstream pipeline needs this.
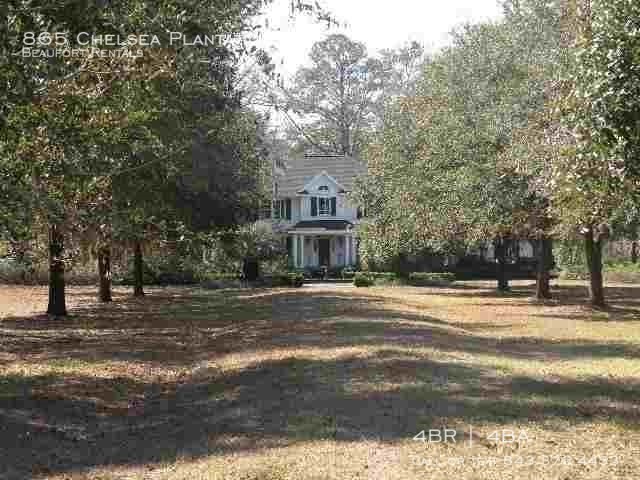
[255,0,505,79]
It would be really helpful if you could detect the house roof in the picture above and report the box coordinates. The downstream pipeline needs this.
[277,154,366,197]
[292,220,353,231]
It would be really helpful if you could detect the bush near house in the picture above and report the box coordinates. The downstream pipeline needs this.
[299,266,346,279]
[352,271,397,287]
[353,272,375,287]
[269,272,305,288]
[367,272,397,282]
[603,261,640,284]
[200,273,242,290]
[200,271,304,289]
[0,256,100,285]
[408,272,456,286]
[341,268,356,279]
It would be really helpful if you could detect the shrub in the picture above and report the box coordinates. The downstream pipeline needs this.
[0,257,39,284]
[327,266,343,278]
[603,261,640,283]
[0,256,97,285]
[559,270,588,281]
[352,271,397,286]
[341,268,356,279]
[367,272,397,281]
[353,272,374,287]
[201,273,240,281]
[408,272,456,286]
[287,272,305,287]
[270,272,304,288]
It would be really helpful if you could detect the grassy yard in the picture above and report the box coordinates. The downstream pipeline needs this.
[1,280,639,479]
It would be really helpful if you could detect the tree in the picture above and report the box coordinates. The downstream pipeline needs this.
[1,0,333,315]
[280,34,385,155]
[374,41,426,126]
[356,4,565,293]
[554,0,640,307]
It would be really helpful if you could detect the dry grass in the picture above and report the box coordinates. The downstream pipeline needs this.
[1,280,639,479]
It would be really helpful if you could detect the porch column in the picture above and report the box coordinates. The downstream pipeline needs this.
[300,235,305,268]
[345,234,351,266]
[351,236,356,265]
[292,235,298,268]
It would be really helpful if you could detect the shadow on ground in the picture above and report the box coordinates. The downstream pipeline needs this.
[1,283,639,478]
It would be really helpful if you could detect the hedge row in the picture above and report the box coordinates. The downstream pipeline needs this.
[352,271,398,287]
[353,271,456,288]
[271,272,305,288]
[407,272,456,286]
[199,272,304,289]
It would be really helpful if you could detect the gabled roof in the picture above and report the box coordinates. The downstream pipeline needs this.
[277,154,366,197]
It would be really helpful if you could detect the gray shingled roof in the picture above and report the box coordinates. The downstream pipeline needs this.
[277,155,366,197]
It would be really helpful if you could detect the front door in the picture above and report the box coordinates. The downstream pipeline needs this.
[318,238,330,267]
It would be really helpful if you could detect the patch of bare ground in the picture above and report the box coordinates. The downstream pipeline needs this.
[0,280,639,479]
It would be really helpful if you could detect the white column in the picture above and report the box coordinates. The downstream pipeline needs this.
[292,235,298,268]
[300,235,305,268]
[345,235,350,266]
[351,236,356,265]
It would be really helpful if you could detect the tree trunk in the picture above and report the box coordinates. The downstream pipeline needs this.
[631,241,638,264]
[47,224,67,316]
[133,240,145,297]
[535,237,553,300]
[494,237,510,291]
[584,227,605,308]
[97,245,112,302]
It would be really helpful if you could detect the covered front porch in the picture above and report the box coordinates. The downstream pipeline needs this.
[286,221,357,269]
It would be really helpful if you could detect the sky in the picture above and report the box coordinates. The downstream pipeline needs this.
[255,0,505,79]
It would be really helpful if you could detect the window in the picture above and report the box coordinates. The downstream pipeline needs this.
[318,185,329,192]
[311,197,336,217]
[319,197,330,216]
[274,199,291,220]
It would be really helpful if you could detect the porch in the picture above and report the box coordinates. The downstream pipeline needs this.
[286,221,357,269]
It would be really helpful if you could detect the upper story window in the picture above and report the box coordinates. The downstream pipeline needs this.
[318,197,330,216]
[318,185,329,193]
[311,196,336,217]
[274,198,291,220]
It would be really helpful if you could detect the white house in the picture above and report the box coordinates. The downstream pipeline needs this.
[272,154,365,269]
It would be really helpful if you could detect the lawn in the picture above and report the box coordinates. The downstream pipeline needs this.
[1,280,639,479]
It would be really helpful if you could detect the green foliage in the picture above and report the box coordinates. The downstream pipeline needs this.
[554,0,640,232]
[364,272,397,281]
[288,272,305,288]
[206,224,287,275]
[341,268,356,279]
[270,272,304,288]
[201,273,241,281]
[352,271,396,287]
[355,1,565,269]
[555,240,585,271]
[1,0,335,312]
[198,272,242,290]
[408,272,456,286]
[116,254,199,286]
[602,260,640,284]
[353,273,375,287]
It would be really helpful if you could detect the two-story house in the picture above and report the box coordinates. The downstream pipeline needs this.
[272,154,365,269]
